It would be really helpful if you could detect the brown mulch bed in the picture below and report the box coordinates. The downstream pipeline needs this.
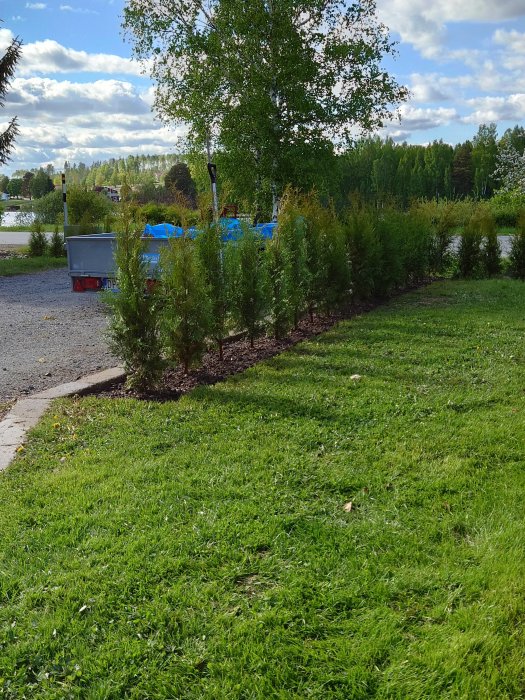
[94,304,375,402]
[91,278,436,403]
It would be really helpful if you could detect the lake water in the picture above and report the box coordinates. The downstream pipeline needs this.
[1,210,36,226]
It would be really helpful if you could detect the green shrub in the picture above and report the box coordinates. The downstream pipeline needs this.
[509,210,525,280]
[483,231,501,277]
[137,202,199,227]
[301,197,324,318]
[488,190,525,228]
[103,212,115,233]
[67,187,113,226]
[480,206,501,278]
[265,232,292,339]
[32,190,62,225]
[418,200,455,274]
[404,206,433,283]
[228,226,267,346]
[28,220,48,257]
[196,224,230,359]
[458,205,500,278]
[458,215,483,278]
[34,187,112,226]
[277,189,309,326]
[452,198,478,228]
[104,210,163,390]
[139,203,166,224]
[343,206,381,300]
[160,237,211,373]
[303,195,349,314]
[48,224,65,257]
[164,204,200,228]
[374,210,406,296]
[64,224,103,237]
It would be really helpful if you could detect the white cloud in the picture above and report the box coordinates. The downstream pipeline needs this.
[394,104,458,131]
[445,49,486,70]
[11,122,185,173]
[409,73,456,103]
[0,73,184,172]
[59,5,99,14]
[494,29,525,54]
[462,94,525,123]
[19,39,144,77]
[378,0,525,58]
[0,29,146,78]
[0,27,174,172]
[0,28,14,48]
[492,29,525,74]
[386,129,413,142]
[25,3,46,8]
[6,77,151,118]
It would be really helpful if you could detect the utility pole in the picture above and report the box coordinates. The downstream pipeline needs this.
[61,172,69,233]
[206,134,219,222]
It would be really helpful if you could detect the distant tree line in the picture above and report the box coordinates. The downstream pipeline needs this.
[3,123,525,214]
[339,124,525,209]
[61,154,182,188]
[0,155,190,203]
[0,168,54,200]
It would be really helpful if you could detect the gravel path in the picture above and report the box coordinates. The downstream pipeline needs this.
[0,268,116,403]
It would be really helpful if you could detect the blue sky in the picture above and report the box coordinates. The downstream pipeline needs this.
[1,0,525,174]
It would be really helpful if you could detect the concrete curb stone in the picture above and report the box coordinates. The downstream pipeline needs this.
[0,366,125,472]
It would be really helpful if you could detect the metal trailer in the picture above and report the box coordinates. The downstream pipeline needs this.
[66,221,277,292]
[66,233,165,292]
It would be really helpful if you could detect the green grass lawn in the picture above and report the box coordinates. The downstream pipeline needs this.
[1,279,525,698]
[0,256,67,276]
[0,198,26,209]
[0,225,56,232]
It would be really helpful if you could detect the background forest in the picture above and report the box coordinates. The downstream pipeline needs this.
[2,122,525,223]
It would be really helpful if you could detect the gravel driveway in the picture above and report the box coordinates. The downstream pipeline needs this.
[0,268,116,403]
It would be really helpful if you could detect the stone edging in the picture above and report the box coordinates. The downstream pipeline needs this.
[0,367,126,472]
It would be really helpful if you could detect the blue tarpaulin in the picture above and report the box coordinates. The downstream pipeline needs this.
[143,223,185,238]
[143,218,276,241]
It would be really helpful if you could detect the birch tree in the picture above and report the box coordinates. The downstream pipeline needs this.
[494,142,525,194]
[123,0,407,217]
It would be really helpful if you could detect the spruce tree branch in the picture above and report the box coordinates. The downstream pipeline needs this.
[0,118,19,165]
[0,37,22,103]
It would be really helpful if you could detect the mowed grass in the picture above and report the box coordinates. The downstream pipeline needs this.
[0,256,66,277]
[0,225,56,232]
[1,279,525,699]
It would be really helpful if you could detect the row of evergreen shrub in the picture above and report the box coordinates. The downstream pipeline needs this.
[455,206,525,279]
[105,194,525,390]
[28,221,66,258]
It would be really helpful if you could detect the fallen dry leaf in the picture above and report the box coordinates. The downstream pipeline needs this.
[343,501,354,512]
[350,374,362,381]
